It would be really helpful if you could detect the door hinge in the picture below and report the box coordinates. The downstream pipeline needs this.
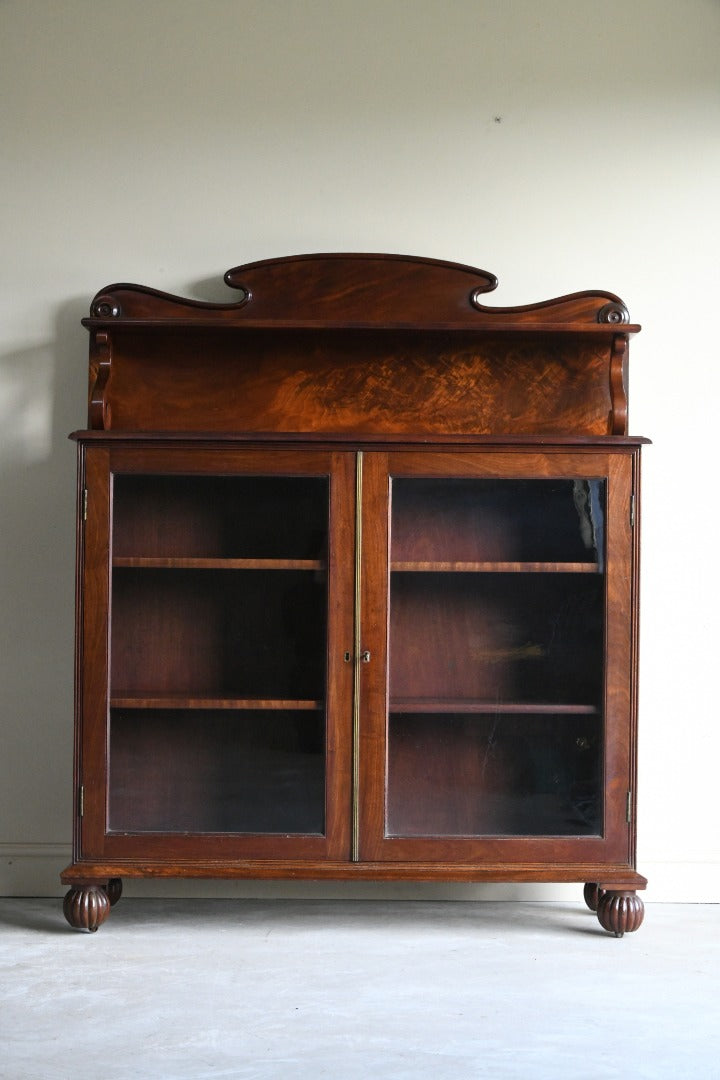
[79,785,84,818]
[629,494,635,528]
[82,489,88,521]
[626,790,632,824]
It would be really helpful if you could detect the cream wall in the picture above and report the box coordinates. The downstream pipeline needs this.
[1,0,718,901]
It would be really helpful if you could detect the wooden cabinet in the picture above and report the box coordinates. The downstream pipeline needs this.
[61,254,647,935]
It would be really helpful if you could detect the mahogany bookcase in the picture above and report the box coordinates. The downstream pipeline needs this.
[61,253,647,935]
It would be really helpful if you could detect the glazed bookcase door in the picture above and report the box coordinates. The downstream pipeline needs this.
[78,445,355,862]
[358,450,636,866]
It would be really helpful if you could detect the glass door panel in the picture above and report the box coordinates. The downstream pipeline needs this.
[386,476,606,839]
[110,708,325,834]
[108,473,329,835]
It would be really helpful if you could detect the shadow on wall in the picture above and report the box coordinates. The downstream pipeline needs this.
[0,276,250,862]
[187,273,241,304]
[0,299,88,843]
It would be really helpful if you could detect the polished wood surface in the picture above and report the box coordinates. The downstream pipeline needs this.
[83,253,637,437]
[61,859,647,888]
[63,254,645,933]
[88,328,624,436]
[86,252,633,325]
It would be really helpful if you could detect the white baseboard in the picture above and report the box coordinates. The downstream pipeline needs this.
[0,844,72,897]
[2,845,718,903]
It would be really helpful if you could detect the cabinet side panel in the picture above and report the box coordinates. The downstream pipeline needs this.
[78,448,111,858]
[596,454,635,861]
[71,446,86,861]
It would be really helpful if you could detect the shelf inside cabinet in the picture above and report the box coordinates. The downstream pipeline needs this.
[390,561,598,574]
[113,557,325,571]
[388,700,598,715]
[110,695,324,711]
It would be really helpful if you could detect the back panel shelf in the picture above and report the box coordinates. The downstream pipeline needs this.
[111,566,327,700]
[109,707,326,835]
[390,477,604,565]
[112,474,328,562]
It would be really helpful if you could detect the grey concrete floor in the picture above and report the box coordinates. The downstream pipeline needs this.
[0,899,718,1080]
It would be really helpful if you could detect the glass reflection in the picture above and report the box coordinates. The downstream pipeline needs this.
[387,477,606,838]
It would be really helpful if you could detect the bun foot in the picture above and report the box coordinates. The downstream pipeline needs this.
[63,885,111,932]
[105,878,123,906]
[596,890,644,937]
[583,882,605,912]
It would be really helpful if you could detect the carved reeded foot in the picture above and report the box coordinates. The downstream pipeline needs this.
[596,890,644,937]
[105,878,123,906]
[583,882,605,912]
[63,885,111,932]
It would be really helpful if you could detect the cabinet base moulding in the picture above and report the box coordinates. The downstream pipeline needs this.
[60,862,646,935]
[60,860,647,889]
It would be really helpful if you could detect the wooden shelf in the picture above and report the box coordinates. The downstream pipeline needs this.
[74,431,651,447]
[113,557,325,571]
[390,561,599,574]
[82,316,641,335]
[389,700,599,715]
[110,695,324,711]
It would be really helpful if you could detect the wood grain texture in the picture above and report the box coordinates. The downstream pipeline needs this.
[78,448,111,859]
[60,859,647,888]
[109,696,323,710]
[88,331,112,430]
[112,557,324,570]
[83,253,634,327]
[80,254,637,436]
[609,333,629,435]
[96,329,620,436]
[390,561,598,573]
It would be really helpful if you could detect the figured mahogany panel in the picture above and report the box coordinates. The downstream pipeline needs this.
[97,327,617,436]
[225,253,498,321]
